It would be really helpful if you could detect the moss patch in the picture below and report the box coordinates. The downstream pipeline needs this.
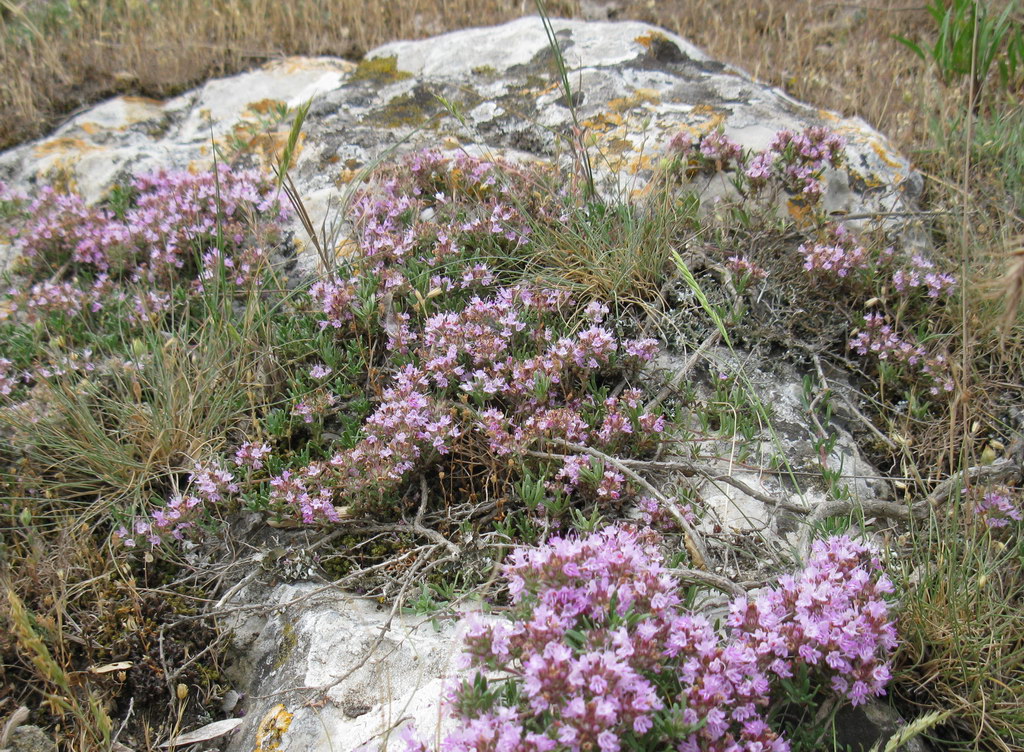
[350,55,413,84]
[272,621,299,671]
[364,86,443,129]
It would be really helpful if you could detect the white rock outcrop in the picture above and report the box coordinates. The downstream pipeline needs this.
[1,17,919,273]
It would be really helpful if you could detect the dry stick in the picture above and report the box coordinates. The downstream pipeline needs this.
[414,474,460,557]
[167,628,230,681]
[798,458,1023,559]
[112,697,134,747]
[212,560,264,611]
[545,439,710,569]
[0,707,29,749]
[668,566,746,598]
[348,522,460,557]
[919,459,1021,509]
[701,469,812,516]
[650,331,722,409]
[612,457,812,516]
[839,393,899,452]
[799,498,928,560]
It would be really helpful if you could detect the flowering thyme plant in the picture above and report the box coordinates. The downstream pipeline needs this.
[971,489,1023,529]
[258,151,667,523]
[103,150,670,543]
[404,526,896,752]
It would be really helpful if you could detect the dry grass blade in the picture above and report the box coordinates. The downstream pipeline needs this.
[866,709,952,752]
[995,235,1024,343]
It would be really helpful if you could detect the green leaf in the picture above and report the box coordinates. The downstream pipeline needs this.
[893,34,926,61]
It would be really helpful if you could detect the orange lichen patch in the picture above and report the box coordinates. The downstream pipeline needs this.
[693,113,726,136]
[848,168,886,191]
[336,168,360,184]
[79,122,101,135]
[253,704,294,752]
[248,98,287,115]
[786,197,818,228]
[33,137,102,158]
[817,109,841,122]
[634,30,669,49]
[581,112,624,133]
[869,140,904,170]
[685,105,727,135]
[335,238,359,258]
[605,137,634,156]
[608,88,661,113]
[628,153,657,174]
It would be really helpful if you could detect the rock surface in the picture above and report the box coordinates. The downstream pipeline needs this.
[0,17,920,752]
[4,726,56,752]
[1,17,920,274]
[222,582,463,752]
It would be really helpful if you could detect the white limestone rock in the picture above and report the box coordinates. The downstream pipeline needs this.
[222,582,464,752]
[1,17,921,272]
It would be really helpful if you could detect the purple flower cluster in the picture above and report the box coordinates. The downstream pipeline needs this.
[269,465,340,523]
[799,224,867,278]
[314,285,660,514]
[347,151,531,291]
[751,127,845,197]
[116,460,239,546]
[729,536,897,707]
[972,490,1023,529]
[669,129,743,174]
[849,313,954,394]
[667,125,845,199]
[891,254,957,299]
[4,275,114,324]
[410,527,896,752]
[700,132,744,165]
[235,441,272,470]
[292,388,337,424]
[726,256,767,281]
[12,165,284,282]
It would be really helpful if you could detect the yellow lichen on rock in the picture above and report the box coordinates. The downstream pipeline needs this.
[634,30,669,49]
[869,139,904,170]
[33,137,101,159]
[253,704,294,752]
[608,89,662,113]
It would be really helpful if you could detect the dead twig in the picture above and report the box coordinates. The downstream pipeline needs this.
[544,439,710,569]
[919,458,1022,508]
[650,331,721,409]
[668,567,747,598]
[799,498,926,560]
[595,456,812,515]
